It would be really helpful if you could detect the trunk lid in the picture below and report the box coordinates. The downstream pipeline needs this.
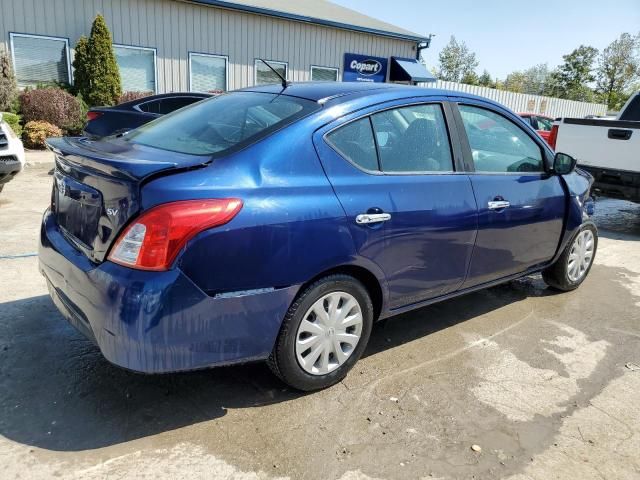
[47,137,210,263]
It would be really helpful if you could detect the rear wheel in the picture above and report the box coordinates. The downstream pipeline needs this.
[542,224,597,291]
[268,274,373,391]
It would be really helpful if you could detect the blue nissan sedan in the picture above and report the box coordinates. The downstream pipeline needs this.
[39,82,597,391]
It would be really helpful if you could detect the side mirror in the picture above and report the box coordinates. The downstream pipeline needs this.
[553,152,577,175]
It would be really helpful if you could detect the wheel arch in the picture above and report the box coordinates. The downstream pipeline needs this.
[299,264,386,322]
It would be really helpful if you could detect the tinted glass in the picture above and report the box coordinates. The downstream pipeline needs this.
[127,92,320,156]
[138,99,162,114]
[371,104,453,172]
[619,94,640,121]
[157,97,203,114]
[459,105,544,173]
[326,118,378,171]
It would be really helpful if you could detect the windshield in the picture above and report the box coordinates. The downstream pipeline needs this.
[125,92,321,156]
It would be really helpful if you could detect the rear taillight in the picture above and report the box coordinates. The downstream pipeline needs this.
[548,124,559,150]
[108,199,243,271]
[86,111,103,121]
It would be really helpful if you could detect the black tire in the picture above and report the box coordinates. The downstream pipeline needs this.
[542,223,598,291]
[268,274,374,391]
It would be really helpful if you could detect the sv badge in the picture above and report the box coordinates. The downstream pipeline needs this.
[106,208,119,217]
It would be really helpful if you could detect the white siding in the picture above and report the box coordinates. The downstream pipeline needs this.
[425,80,607,118]
[0,0,415,92]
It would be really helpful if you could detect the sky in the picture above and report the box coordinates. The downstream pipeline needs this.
[331,0,640,79]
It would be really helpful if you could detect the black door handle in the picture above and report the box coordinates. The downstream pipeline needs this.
[608,129,632,140]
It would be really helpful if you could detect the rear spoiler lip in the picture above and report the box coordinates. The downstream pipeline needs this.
[45,136,209,181]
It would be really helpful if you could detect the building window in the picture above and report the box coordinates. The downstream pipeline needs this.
[113,45,156,93]
[254,60,287,86]
[311,66,339,82]
[189,53,228,92]
[9,33,71,88]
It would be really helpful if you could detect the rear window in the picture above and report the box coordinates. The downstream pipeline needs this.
[619,94,640,121]
[125,92,320,155]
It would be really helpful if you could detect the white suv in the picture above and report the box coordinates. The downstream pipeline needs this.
[0,114,26,194]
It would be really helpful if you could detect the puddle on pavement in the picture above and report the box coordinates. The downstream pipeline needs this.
[592,198,640,236]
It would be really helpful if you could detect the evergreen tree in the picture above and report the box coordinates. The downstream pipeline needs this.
[72,35,90,98]
[461,70,479,86]
[504,71,527,93]
[478,70,493,88]
[85,15,122,106]
[0,51,17,111]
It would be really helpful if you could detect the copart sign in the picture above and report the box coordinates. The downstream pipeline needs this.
[343,53,388,83]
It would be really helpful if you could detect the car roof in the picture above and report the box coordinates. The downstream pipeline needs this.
[238,81,497,107]
[240,82,448,101]
[239,81,401,101]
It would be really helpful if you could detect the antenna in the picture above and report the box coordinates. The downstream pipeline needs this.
[259,59,288,89]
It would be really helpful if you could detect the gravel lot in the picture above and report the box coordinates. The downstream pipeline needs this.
[1,161,639,480]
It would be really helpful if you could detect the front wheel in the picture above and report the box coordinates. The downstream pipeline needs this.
[542,223,598,291]
[268,274,374,391]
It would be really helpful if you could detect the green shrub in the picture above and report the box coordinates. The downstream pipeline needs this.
[1,112,22,137]
[0,51,17,112]
[19,87,83,134]
[22,121,62,149]
[84,15,122,106]
[34,80,73,93]
[118,91,153,104]
[65,93,89,136]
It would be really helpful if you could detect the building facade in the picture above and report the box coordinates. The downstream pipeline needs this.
[0,0,429,94]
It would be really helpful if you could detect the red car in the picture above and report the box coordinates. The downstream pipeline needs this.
[519,113,554,144]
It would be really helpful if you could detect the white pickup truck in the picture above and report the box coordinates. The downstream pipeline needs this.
[551,92,640,203]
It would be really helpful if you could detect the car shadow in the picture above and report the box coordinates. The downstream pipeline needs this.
[0,276,555,452]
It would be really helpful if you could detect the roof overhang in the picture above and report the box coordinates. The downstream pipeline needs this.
[389,56,436,83]
[181,0,429,43]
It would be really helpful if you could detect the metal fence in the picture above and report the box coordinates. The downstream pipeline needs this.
[419,80,607,118]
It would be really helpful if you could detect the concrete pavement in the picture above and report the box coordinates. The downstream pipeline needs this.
[0,165,639,479]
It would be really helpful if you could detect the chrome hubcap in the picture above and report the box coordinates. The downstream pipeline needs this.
[567,229,595,282]
[295,292,363,376]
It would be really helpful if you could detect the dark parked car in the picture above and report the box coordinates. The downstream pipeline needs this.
[83,92,211,138]
[41,82,597,391]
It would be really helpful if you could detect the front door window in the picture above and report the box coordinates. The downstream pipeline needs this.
[459,105,544,173]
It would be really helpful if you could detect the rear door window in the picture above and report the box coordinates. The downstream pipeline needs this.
[325,118,378,171]
[370,104,453,172]
[458,105,544,173]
